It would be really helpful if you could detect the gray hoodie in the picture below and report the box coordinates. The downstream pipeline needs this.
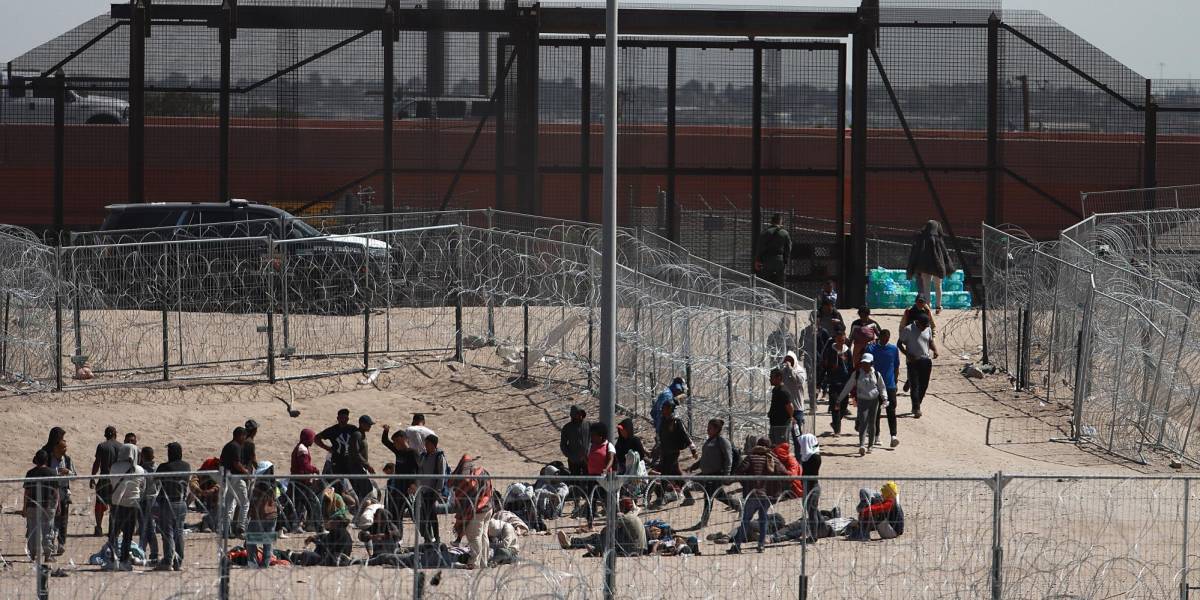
[110,444,146,508]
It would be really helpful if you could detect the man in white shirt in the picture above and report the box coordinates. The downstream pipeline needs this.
[837,353,887,456]
[404,413,436,450]
[897,315,938,419]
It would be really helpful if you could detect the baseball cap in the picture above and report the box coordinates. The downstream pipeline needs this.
[359,414,375,425]
[244,419,259,431]
[860,353,874,364]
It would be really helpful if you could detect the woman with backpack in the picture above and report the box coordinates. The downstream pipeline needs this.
[836,353,888,456]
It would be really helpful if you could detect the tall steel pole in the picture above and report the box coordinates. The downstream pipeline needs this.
[600,0,619,597]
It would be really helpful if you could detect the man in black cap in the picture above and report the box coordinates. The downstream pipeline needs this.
[347,415,376,504]
[316,408,358,475]
[560,406,590,477]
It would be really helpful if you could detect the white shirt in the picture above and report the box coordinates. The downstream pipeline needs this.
[837,366,887,403]
[405,425,436,450]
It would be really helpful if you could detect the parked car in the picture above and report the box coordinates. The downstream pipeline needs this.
[80,200,399,315]
[1,71,128,124]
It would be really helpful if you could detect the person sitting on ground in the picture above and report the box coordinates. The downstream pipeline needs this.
[487,517,521,565]
[728,437,786,555]
[556,497,647,558]
[359,508,404,567]
[192,457,222,533]
[847,481,904,541]
[288,517,354,566]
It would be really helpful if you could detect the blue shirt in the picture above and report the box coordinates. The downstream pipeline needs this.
[866,343,901,389]
[652,388,674,430]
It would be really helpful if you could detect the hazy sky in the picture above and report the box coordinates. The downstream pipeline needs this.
[3,0,1198,80]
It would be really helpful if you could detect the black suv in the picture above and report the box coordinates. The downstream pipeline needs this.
[77,200,394,314]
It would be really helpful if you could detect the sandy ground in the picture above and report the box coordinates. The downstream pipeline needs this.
[0,308,1193,598]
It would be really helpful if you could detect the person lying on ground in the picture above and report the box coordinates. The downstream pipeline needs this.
[359,509,406,567]
[487,517,520,565]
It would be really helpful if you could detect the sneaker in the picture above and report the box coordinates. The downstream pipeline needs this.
[119,561,133,572]
[556,531,570,550]
[93,526,103,537]
[866,445,872,454]
[726,546,741,555]
[153,562,173,572]
[858,446,866,456]
[680,497,696,507]
[891,437,900,448]
[756,546,764,554]
[913,411,922,419]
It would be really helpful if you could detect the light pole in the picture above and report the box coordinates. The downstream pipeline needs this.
[600,0,619,597]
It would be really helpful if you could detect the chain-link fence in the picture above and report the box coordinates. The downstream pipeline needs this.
[984,205,1200,466]
[4,470,1200,598]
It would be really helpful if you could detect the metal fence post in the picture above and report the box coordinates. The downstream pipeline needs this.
[455,227,465,363]
[362,240,371,373]
[412,482,423,600]
[266,240,277,384]
[726,314,734,436]
[218,471,230,600]
[36,562,48,600]
[990,471,1007,600]
[1181,478,1190,600]
[54,248,63,392]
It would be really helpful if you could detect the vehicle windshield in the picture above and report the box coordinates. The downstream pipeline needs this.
[288,218,322,238]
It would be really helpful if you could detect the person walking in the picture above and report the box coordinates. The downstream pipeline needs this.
[822,329,853,435]
[687,418,739,528]
[898,315,937,419]
[866,329,902,448]
[836,353,887,456]
[727,437,785,555]
[754,213,792,286]
[767,368,794,446]
[90,426,122,537]
[849,307,881,365]
[559,406,590,477]
[652,378,687,431]
[155,442,191,571]
[220,427,251,536]
[906,220,954,314]
[652,401,697,507]
[42,427,73,556]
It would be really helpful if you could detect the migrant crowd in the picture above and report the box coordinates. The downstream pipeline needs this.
[18,219,948,570]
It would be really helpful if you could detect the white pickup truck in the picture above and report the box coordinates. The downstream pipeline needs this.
[1,71,128,124]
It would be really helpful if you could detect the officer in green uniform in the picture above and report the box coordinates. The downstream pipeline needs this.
[755,213,791,286]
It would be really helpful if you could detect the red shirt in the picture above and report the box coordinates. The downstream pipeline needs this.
[587,440,615,475]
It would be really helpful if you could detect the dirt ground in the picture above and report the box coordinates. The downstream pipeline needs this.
[0,308,1192,598]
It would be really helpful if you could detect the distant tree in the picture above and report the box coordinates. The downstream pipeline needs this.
[144,91,214,117]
